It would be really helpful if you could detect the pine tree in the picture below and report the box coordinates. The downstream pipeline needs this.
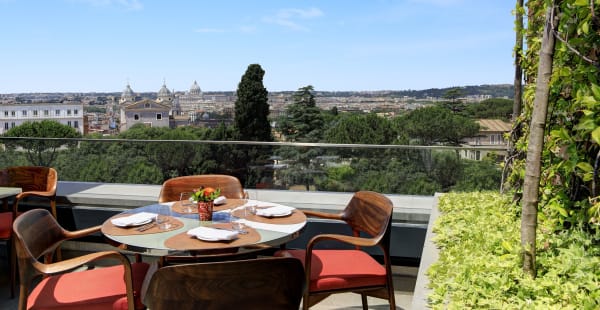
[234,64,272,141]
[278,85,324,142]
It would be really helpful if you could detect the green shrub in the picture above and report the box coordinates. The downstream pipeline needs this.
[427,192,600,309]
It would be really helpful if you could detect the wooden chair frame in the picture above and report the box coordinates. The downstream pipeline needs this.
[284,191,396,310]
[0,166,58,298]
[12,209,138,310]
[143,257,305,310]
[158,174,247,203]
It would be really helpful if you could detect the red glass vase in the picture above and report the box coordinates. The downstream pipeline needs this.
[197,201,214,221]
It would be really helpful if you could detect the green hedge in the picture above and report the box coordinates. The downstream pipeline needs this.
[427,192,600,309]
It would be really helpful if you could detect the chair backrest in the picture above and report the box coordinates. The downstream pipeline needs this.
[12,209,65,282]
[143,257,305,310]
[0,166,57,194]
[158,174,245,203]
[341,191,394,247]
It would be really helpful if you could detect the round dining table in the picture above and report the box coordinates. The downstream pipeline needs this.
[101,198,307,258]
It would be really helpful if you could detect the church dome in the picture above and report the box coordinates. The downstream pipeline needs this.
[122,83,134,98]
[190,80,202,96]
[158,82,172,98]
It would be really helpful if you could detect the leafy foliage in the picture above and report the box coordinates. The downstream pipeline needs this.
[277,85,324,142]
[399,106,480,145]
[3,120,80,166]
[508,1,600,231]
[234,63,272,142]
[428,192,600,308]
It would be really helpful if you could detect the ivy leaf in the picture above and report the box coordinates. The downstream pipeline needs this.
[501,240,513,252]
[580,21,589,35]
[576,162,593,173]
[574,0,588,6]
[591,84,600,99]
[592,127,600,145]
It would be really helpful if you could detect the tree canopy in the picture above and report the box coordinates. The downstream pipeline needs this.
[234,64,272,142]
[3,120,80,166]
[277,85,324,142]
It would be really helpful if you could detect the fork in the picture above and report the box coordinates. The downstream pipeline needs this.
[137,222,156,232]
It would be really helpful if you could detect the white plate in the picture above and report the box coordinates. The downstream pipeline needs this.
[113,218,152,227]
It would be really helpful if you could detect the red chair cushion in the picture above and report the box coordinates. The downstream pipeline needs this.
[27,262,149,310]
[0,212,13,239]
[276,249,387,292]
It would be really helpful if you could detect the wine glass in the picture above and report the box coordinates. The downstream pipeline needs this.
[179,192,195,213]
[156,205,173,230]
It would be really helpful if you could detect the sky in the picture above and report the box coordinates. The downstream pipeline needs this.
[0,0,516,93]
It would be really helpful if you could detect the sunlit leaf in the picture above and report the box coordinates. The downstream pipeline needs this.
[592,127,600,145]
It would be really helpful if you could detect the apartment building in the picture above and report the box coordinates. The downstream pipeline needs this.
[0,102,84,134]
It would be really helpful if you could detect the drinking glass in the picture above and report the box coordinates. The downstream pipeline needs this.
[156,205,173,230]
[179,192,195,213]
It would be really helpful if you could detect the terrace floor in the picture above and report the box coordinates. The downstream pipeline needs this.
[0,245,418,310]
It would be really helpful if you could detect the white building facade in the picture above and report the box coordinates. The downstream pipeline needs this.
[0,102,84,134]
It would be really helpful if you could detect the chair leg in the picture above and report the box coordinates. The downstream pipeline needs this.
[361,293,368,310]
[9,237,15,298]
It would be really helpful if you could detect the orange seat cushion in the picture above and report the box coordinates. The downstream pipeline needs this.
[27,262,149,310]
[276,249,387,292]
[0,212,13,239]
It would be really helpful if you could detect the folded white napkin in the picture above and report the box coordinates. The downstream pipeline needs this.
[213,196,227,205]
[111,212,157,227]
[187,226,238,241]
[255,205,295,217]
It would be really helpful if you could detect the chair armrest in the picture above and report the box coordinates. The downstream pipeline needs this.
[307,233,377,250]
[16,191,55,200]
[35,250,130,275]
[64,225,102,239]
[302,210,343,220]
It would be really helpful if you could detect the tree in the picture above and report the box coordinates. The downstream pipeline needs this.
[443,88,465,112]
[4,120,80,166]
[521,3,557,277]
[401,106,479,146]
[324,113,397,145]
[463,98,513,120]
[234,64,272,142]
[277,85,324,142]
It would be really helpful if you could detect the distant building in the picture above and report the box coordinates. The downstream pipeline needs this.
[175,80,204,115]
[119,99,171,131]
[0,102,84,134]
[119,83,137,104]
[461,119,512,161]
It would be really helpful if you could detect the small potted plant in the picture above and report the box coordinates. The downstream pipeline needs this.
[192,187,221,221]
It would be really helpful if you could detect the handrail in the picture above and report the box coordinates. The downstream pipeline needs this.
[0,136,506,152]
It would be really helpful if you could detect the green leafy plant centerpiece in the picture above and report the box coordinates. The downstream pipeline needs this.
[192,187,221,221]
[191,187,221,202]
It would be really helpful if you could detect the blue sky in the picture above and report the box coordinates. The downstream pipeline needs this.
[0,0,516,93]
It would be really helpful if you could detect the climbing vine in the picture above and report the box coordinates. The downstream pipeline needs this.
[510,0,600,231]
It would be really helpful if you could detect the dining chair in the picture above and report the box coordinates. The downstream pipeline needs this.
[0,166,58,298]
[275,191,396,310]
[157,174,247,203]
[12,209,150,310]
[142,257,305,310]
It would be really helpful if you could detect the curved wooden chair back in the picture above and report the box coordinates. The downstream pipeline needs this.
[0,166,58,217]
[12,209,64,276]
[143,257,305,310]
[0,166,58,298]
[158,174,246,203]
[341,190,394,248]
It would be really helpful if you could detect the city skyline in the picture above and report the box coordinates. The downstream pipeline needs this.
[1,1,515,93]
